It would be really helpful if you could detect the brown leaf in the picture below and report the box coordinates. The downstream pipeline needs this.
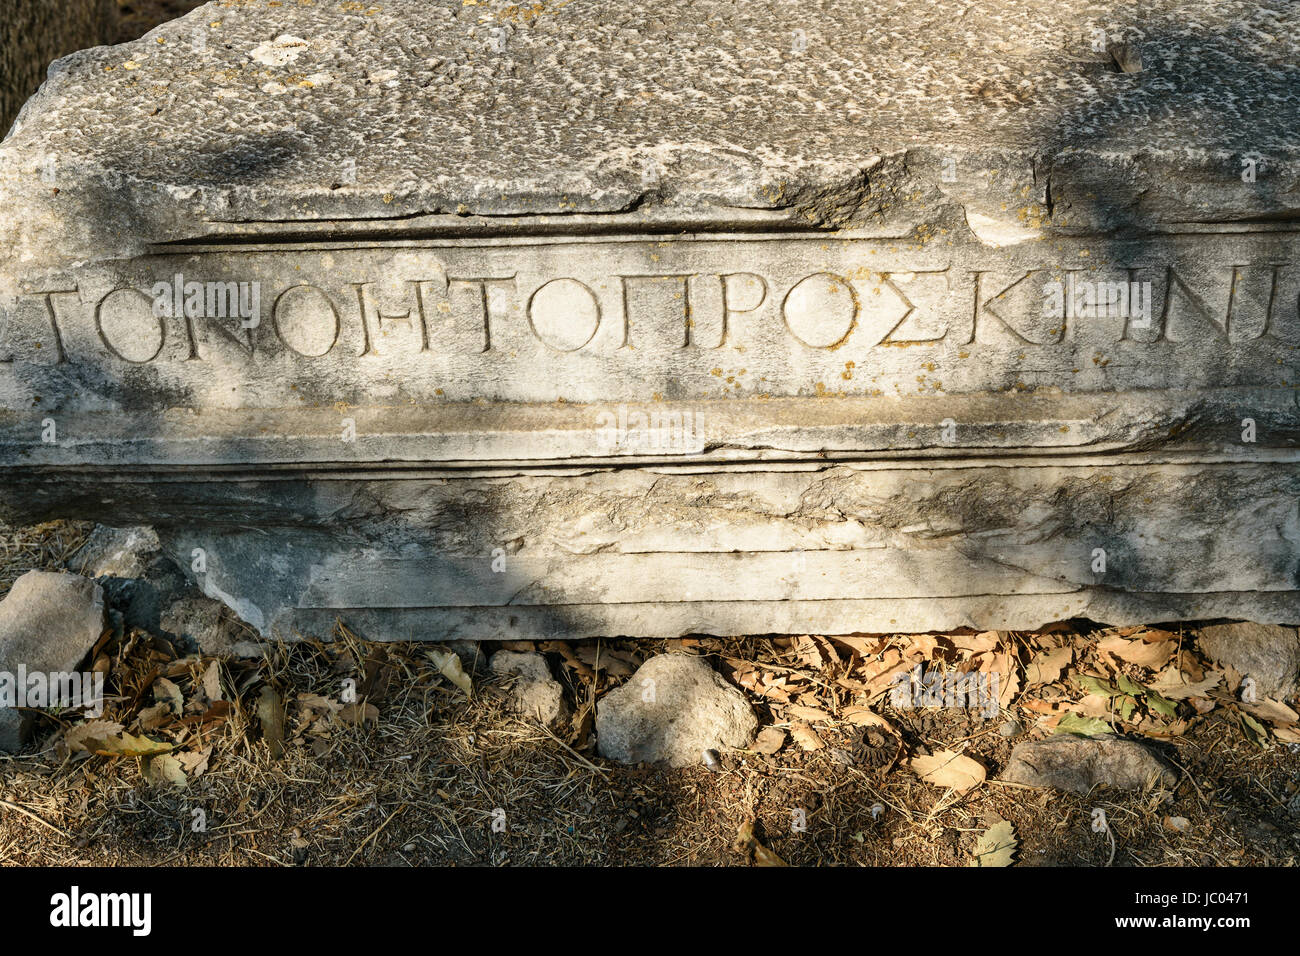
[176,746,212,778]
[786,704,833,723]
[736,820,787,866]
[63,720,124,753]
[788,722,824,751]
[751,726,786,754]
[334,702,380,727]
[256,686,286,759]
[152,677,184,716]
[1026,646,1072,685]
[910,750,986,792]
[1098,635,1175,671]
[1149,668,1222,700]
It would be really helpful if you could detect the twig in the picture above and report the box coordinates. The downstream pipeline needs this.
[0,799,69,838]
[345,803,406,865]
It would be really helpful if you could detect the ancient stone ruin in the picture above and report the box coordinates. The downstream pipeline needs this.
[0,0,1296,641]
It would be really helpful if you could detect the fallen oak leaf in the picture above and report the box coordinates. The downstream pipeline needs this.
[788,721,824,751]
[1026,646,1072,685]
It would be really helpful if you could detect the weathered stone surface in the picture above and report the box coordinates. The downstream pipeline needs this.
[596,654,756,767]
[72,525,161,580]
[1001,735,1178,793]
[488,650,568,730]
[0,570,104,751]
[0,0,1296,639]
[1196,623,1300,701]
[160,594,264,658]
[0,0,114,133]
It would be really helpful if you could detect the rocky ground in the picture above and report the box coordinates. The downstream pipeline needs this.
[0,519,1297,867]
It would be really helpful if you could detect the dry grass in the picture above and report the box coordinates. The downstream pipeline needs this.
[0,518,1297,867]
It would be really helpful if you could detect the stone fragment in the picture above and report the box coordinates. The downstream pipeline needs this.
[0,1,1298,639]
[1000,735,1178,794]
[72,525,160,580]
[596,654,757,767]
[159,594,265,659]
[488,650,568,730]
[1195,623,1300,701]
[0,570,104,751]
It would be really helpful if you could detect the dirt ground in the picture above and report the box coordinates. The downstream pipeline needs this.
[0,519,1297,867]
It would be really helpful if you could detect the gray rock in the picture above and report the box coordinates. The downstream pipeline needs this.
[1001,735,1179,794]
[71,525,161,580]
[596,654,756,767]
[0,570,105,751]
[1195,623,1300,701]
[488,650,568,730]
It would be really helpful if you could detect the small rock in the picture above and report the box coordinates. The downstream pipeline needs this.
[71,525,160,579]
[69,524,206,641]
[595,653,757,768]
[1196,623,1300,701]
[488,650,568,730]
[1000,735,1178,794]
[998,718,1022,738]
[0,571,105,752]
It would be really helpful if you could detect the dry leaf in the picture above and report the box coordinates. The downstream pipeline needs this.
[971,819,1017,866]
[911,750,986,792]
[736,820,787,866]
[1099,635,1176,671]
[142,753,187,789]
[200,661,223,702]
[1242,698,1299,727]
[257,686,286,759]
[176,747,212,778]
[153,677,184,716]
[334,702,380,727]
[428,649,473,697]
[752,726,786,754]
[1149,668,1223,700]
[1026,646,1072,685]
[788,722,824,751]
[786,704,833,723]
[64,720,124,753]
